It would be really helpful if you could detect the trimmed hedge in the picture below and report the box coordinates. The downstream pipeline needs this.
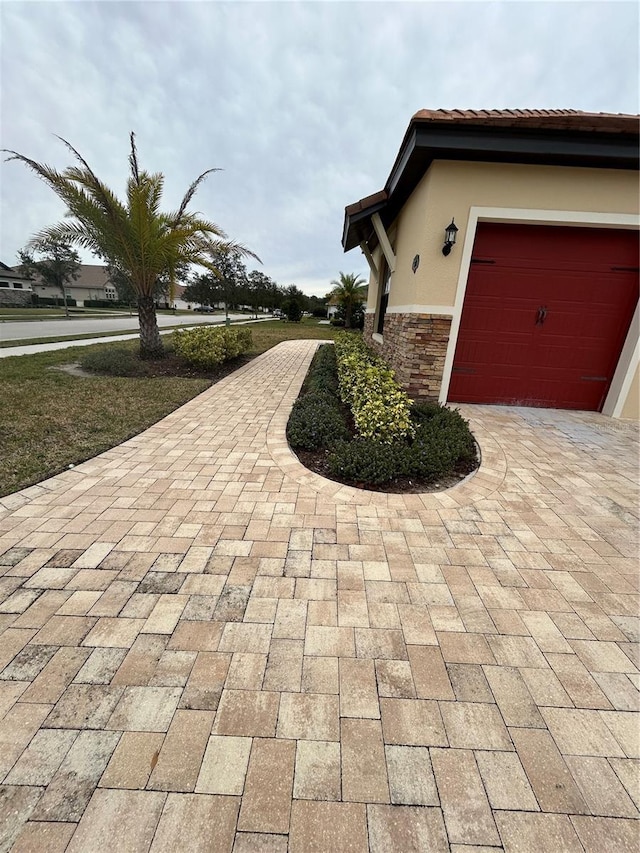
[286,346,349,451]
[84,299,131,309]
[33,296,77,307]
[287,339,477,488]
[173,326,252,369]
[304,345,340,396]
[334,332,414,443]
[327,402,476,486]
[287,391,350,450]
[328,438,407,485]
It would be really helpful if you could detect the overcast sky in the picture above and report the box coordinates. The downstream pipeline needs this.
[1,1,638,297]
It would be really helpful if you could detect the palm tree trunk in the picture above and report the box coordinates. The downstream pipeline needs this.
[57,275,69,319]
[138,295,164,358]
[345,302,352,329]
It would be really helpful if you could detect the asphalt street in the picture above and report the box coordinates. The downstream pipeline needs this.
[0,312,255,342]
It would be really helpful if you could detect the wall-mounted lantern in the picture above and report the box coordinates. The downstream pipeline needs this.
[442,218,459,256]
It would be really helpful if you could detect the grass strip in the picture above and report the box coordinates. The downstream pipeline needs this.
[1,319,338,497]
[0,317,270,349]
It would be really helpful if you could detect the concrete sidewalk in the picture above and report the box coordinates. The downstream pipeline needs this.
[0,340,638,852]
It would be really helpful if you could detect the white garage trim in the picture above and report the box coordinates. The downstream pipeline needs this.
[604,302,639,418]
[439,207,640,417]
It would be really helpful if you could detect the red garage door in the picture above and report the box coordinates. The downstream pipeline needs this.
[448,223,639,411]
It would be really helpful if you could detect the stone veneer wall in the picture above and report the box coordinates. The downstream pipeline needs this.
[0,289,32,308]
[364,312,452,401]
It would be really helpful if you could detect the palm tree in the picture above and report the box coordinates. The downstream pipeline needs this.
[4,134,257,357]
[329,272,367,329]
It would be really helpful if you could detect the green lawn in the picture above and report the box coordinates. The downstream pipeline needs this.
[0,319,339,497]
[0,308,112,320]
[0,329,137,349]
[0,308,68,319]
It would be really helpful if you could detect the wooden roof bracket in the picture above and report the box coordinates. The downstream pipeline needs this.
[371,212,396,273]
[359,241,379,285]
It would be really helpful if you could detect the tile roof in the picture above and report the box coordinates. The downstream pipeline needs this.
[410,108,639,134]
[344,190,388,217]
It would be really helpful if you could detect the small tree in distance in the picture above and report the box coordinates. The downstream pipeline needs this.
[282,284,305,322]
[18,238,81,318]
[328,272,367,330]
[181,274,223,309]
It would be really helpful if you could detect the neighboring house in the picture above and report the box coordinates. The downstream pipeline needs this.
[31,264,118,306]
[342,109,639,419]
[0,262,32,306]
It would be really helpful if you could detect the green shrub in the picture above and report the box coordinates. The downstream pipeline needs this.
[410,402,444,424]
[287,391,349,450]
[173,326,252,369]
[288,339,477,488]
[334,333,414,443]
[416,406,475,457]
[407,405,476,480]
[328,438,408,485]
[80,346,141,377]
[312,344,338,374]
[328,403,476,487]
[304,346,340,396]
[33,296,77,307]
[83,299,131,309]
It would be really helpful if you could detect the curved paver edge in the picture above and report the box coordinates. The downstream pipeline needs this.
[265,341,509,509]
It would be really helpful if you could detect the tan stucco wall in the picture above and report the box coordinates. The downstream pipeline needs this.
[361,158,639,417]
[365,160,639,310]
[621,365,639,420]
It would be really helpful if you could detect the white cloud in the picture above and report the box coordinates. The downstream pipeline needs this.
[1,0,637,297]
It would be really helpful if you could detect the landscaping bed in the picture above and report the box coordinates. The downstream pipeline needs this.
[287,336,479,492]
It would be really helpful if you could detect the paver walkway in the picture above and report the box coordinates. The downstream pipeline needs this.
[0,339,638,853]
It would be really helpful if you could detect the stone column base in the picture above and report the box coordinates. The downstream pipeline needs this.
[364,312,452,401]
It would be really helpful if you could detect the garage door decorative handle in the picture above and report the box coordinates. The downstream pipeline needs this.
[535,306,547,325]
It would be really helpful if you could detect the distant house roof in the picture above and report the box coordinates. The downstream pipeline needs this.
[72,265,110,288]
[0,261,29,281]
[29,264,110,291]
[343,109,640,251]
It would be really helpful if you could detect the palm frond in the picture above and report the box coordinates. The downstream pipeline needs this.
[172,169,221,224]
[53,135,120,222]
[128,132,140,185]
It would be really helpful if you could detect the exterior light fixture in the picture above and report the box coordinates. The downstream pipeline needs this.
[442,218,459,256]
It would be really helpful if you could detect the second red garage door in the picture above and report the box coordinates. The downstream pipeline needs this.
[448,223,638,411]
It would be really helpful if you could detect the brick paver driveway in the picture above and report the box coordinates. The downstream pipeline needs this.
[1,340,638,852]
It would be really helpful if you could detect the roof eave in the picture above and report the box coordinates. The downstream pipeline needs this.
[342,120,640,253]
[342,199,387,252]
